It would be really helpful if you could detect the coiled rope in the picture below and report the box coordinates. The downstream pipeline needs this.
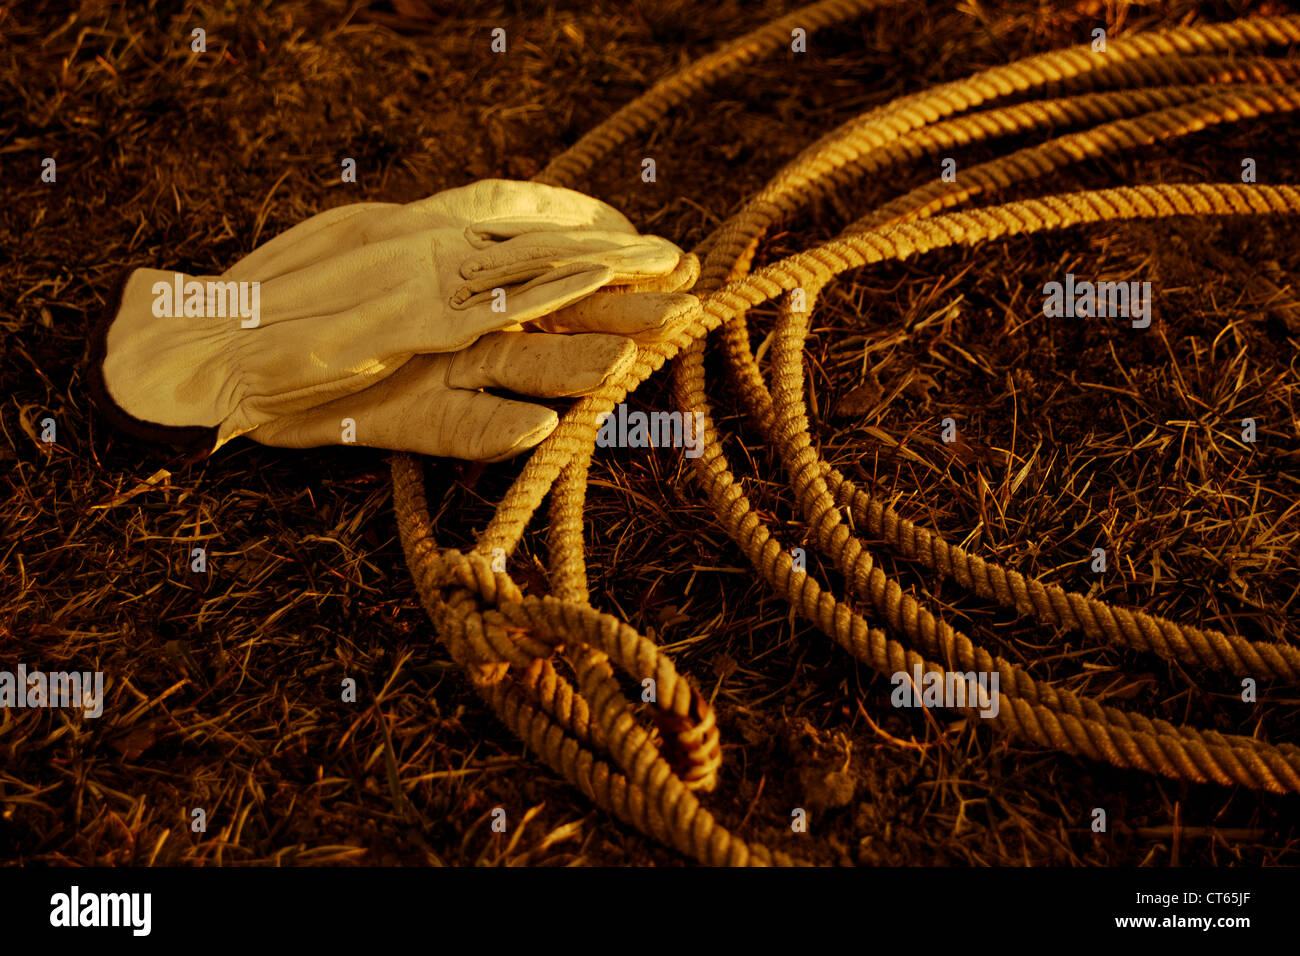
[391,0,1300,865]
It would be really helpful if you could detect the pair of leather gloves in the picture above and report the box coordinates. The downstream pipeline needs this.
[92,180,700,461]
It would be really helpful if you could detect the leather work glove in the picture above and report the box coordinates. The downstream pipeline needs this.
[93,179,700,459]
[247,331,632,461]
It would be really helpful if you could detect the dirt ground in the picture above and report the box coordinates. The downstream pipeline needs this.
[3,0,1299,866]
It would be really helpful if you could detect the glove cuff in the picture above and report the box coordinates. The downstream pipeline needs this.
[99,267,253,431]
[87,268,219,451]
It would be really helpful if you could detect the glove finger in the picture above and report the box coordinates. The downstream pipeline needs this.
[610,251,700,295]
[461,216,633,247]
[453,261,618,332]
[527,291,700,341]
[407,179,637,235]
[446,331,635,397]
[459,231,683,291]
[246,355,559,461]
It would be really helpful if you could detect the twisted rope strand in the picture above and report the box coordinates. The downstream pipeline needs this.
[768,286,1300,763]
[708,85,1300,684]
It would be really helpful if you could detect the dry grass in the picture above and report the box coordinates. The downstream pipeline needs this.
[2,0,1298,866]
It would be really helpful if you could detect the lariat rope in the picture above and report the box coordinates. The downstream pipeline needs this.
[391,0,1300,865]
